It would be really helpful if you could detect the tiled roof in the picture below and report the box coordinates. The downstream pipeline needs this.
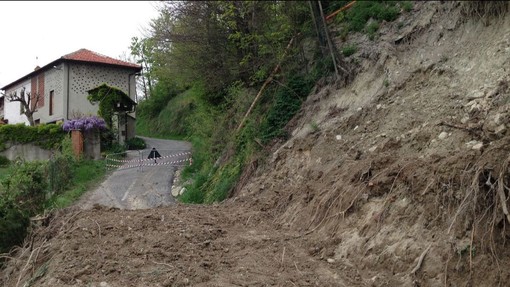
[1,49,141,90]
[62,48,141,69]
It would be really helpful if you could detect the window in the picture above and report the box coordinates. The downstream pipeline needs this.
[35,119,40,125]
[49,90,54,116]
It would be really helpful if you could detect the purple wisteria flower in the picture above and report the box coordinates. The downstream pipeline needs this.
[62,116,107,132]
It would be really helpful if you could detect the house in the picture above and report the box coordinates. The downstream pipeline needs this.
[0,48,142,143]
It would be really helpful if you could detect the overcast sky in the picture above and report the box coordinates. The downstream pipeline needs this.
[0,1,160,88]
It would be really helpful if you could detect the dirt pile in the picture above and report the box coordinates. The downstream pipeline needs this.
[3,1,510,286]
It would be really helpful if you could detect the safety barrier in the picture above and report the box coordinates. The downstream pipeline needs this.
[105,149,192,171]
[106,151,192,164]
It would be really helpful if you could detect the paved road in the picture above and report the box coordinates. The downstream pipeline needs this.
[79,136,192,210]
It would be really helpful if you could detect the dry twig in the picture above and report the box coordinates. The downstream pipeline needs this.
[91,218,102,240]
[497,157,510,224]
[470,223,475,275]
[281,247,286,266]
[151,260,173,268]
[410,245,432,275]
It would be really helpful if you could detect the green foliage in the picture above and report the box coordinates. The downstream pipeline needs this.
[135,81,190,138]
[259,73,316,143]
[342,1,401,33]
[60,134,74,159]
[135,1,327,205]
[204,163,241,203]
[139,61,323,205]
[402,1,413,12]
[130,36,156,99]
[0,136,107,253]
[0,155,10,167]
[125,137,147,150]
[87,84,136,128]
[148,1,310,95]
[45,160,106,209]
[105,143,126,155]
[342,44,358,57]
[46,135,75,196]
[47,155,73,195]
[0,123,65,151]
[366,21,380,40]
[136,79,181,120]
[179,173,207,204]
[1,160,47,214]
[0,207,29,254]
[0,167,8,182]
[100,129,117,151]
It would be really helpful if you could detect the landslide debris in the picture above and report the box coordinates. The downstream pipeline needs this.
[3,2,510,286]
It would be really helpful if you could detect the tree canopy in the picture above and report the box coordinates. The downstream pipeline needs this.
[137,1,311,101]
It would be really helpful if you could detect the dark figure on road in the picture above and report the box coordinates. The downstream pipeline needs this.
[148,147,162,163]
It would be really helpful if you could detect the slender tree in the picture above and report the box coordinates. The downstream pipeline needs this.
[130,37,155,100]
[3,87,41,126]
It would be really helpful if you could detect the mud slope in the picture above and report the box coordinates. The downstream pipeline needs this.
[2,2,510,287]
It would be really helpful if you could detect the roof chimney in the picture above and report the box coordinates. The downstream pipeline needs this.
[34,66,41,71]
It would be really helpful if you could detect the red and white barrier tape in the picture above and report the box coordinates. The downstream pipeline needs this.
[106,151,192,163]
[106,157,192,169]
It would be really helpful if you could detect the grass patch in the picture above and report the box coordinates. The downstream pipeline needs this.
[0,167,9,181]
[333,1,410,38]
[345,1,400,32]
[342,44,357,57]
[366,21,379,40]
[402,1,413,12]
[45,160,107,209]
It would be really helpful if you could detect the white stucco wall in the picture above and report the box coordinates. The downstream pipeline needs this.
[4,80,30,125]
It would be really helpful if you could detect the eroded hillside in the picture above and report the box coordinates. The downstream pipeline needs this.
[2,2,510,286]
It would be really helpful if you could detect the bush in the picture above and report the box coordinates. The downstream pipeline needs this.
[344,1,401,32]
[0,160,47,214]
[0,155,9,167]
[0,207,29,254]
[125,137,147,150]
[46,159,106,209]
[205,163,241,203]
[100,129,117,151]
[179,172,208,204]
[260,74,314,143]
[0,123,65,151]
[106,143,126,155]
[0,136,107,257]
[47,155,73,195]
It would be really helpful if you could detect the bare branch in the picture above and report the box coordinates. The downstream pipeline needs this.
[4,87,42,126]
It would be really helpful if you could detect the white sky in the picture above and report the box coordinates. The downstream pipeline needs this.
[0,1,160,88]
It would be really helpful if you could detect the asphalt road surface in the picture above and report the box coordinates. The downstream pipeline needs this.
[79,136,192,210]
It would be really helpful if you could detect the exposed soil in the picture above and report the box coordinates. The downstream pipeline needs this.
[3,2,510,287]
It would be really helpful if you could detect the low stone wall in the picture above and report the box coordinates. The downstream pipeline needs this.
[0,143,54,161]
